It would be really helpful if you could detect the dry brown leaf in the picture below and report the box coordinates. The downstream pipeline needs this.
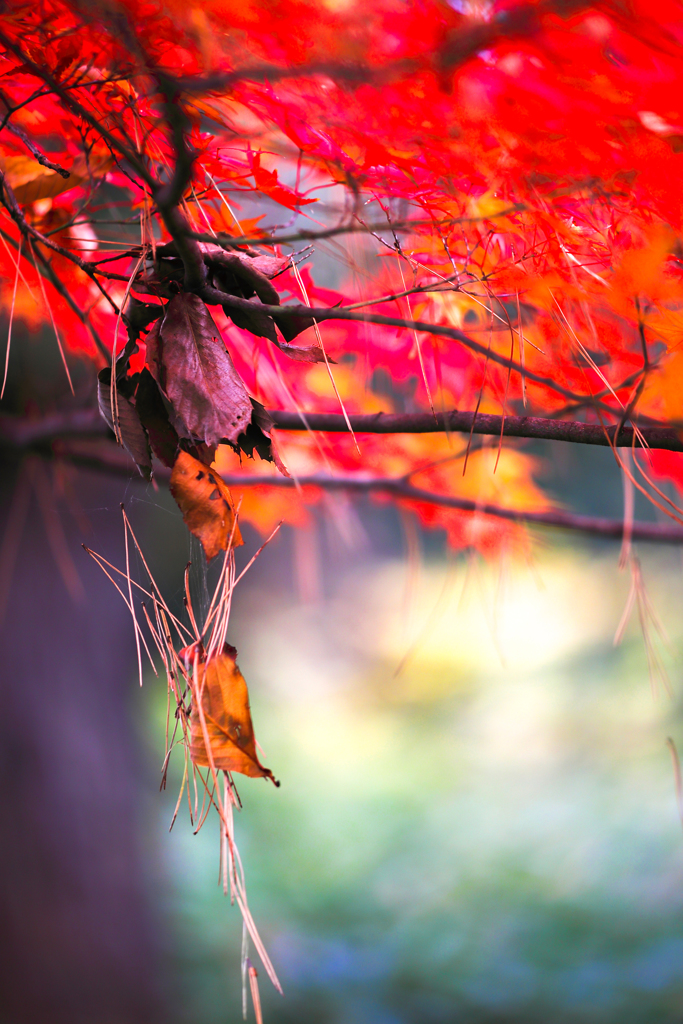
[97,369,152,479]
[146,293,252,446]
[272,333,328,361]
[224,295,278,342]
[170,449,243,560]
[134,367,179,468]
[188,643,277,783]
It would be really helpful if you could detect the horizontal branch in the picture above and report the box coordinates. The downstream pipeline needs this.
[20,435,683,546]
[1,407,682,453]
[208,290,606,407]
[217,472,683,544]
[0,408,103,447]
[270,410,683,451]
[189,207,523,250]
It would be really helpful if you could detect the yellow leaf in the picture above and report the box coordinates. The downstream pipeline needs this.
[170,450,243,561]
[188,643,277,783]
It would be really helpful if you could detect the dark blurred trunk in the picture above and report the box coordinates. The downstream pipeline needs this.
[0,458,167,1024]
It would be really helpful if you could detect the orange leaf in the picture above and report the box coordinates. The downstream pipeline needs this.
[2,152,112,205]
[189,643,277,783]
[170,450,243,560]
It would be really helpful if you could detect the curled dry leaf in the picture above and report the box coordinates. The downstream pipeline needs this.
[97,368,152,479]
[134,368,179,468]
[230,399,290,475]
[272,331,328,362]
[152,241,290,282]
[145,293,252,446]
[133,243,327,360]
[187,642,278,784]
[224,295,278,343]
[170,449,243,561]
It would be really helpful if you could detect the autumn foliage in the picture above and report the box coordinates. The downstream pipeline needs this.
[0,0,682,556]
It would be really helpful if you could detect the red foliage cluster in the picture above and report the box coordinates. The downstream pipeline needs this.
[2,0,683,549]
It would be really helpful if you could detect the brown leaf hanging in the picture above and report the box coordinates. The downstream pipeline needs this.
[133,368,179,468]
[228,399,290,476]
[145,293,252,446]
[170,449,243,561]
[225,295,279,343]
[188,642,277,784]
[97,368,152,479]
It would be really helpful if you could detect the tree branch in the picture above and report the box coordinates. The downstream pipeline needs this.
[270,409,683,450]
[0,408,104,447]
[206,288,623,408]
[0,32,153,184]
[22,436,683,545]
[188,208,524,250]
[2,406,682,453]
[4,121,70,177]
[213,471,683,544]
[0,170,122,307]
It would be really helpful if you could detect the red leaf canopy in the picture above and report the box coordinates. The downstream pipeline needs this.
[2,0,683,549]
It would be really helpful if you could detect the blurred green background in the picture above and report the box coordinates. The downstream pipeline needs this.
[129,480,683,1024]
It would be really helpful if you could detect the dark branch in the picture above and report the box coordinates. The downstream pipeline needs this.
[0,32,153,183]
[205,288,618,407]
[436,0,593,72]
[270,410,683,451]
[5,122,70,177]
[0,171,122,321]
[26,436,683,545]
[214,471,683,545]
[2,406,682,453]
[188,208,524,250]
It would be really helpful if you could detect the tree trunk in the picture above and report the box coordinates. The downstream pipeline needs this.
[0,459,168,1024]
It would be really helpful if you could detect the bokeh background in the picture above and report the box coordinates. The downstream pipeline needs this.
[154,507,683,1024]
[3,420,683,1022]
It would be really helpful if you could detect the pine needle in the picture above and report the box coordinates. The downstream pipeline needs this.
[1,235,21,399]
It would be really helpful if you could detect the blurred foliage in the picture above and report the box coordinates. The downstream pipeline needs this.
[135,532,683,1024]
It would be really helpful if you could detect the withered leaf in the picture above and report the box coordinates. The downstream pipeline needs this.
[97,368,152,479]
[227,398,289,475]
[210,251,281,305]
[223,296,278,343]
[272,331,328,362]
[134,367,179,468]
[170,449,243,561]
[186,441,217,467]
[188,643,277,784]
[221,296,329,362]
[154,241,290,282]
[244,253,290,279]
[272,311,321,345]
[145,293,252,446]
